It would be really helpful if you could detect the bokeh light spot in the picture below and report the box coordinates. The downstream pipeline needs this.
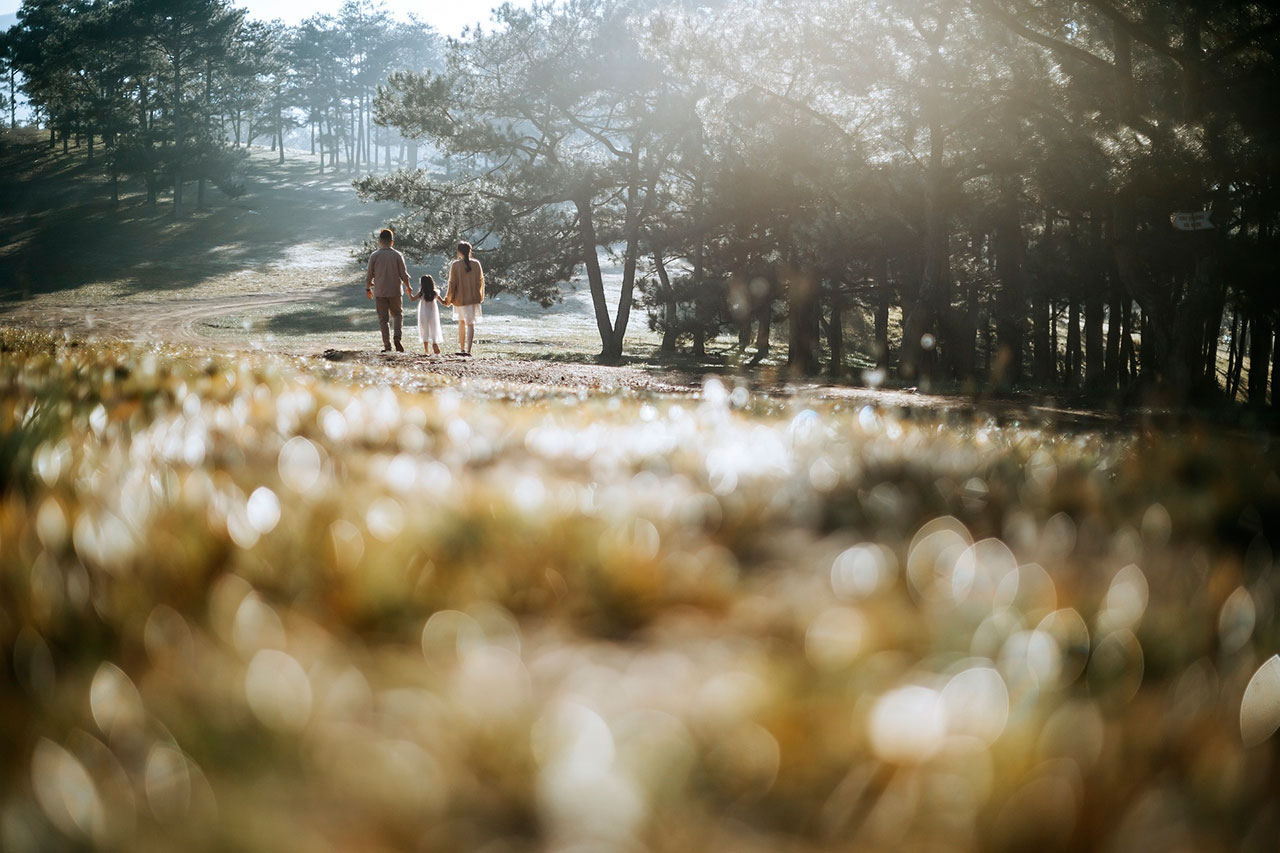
[1241,654,1280,747]
[869,685,946,764]
[245,649,313,732]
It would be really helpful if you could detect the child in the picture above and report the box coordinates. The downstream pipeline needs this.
[409,274,446,355]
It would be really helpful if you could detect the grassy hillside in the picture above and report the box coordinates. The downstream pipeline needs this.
[0,130,689,363]
[0,130,395,300]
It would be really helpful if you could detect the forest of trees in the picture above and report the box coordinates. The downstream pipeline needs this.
[6,0,1280,405]
[1,0,439,213]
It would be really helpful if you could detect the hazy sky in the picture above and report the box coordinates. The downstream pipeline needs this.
[0,1,529,37]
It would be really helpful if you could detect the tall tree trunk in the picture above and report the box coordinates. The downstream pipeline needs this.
[1105,270,1123,389]
[1066,297,1081,389]
[653,252,678,353]
[959,269,978,381]
[1119,300,1134,386]
[1034,209,1055,383]
[1272,321,1279,409]
[576,196,619,359]
[692,204,708,359]
[752,278,772,362]
[172,52,184,218]
[350,103,357,170]
[1248,314,1272,407]
[1225,306,1241,397]
[983,311,994,377]
[787,268,821,376]
[1084,290,1104,392]
[900,48,948,384]
[1050,303,1060,382]
[277,85,285,164]
[827,294,844,378]
[320,111,328,174]
[875,252,891,368]
[1139,309,1156,378]
[1202,290,1227,389]
[994,176,1025,388]
[198,59,212,210]
[607,172,642,360]
[736,266,755,350]
[355,92,364,174]
[1229,315,1247,399]
[1083,214,1105,390]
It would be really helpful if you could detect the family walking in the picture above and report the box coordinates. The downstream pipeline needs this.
[363,228,485,356]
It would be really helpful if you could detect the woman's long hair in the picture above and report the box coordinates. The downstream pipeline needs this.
[420,274,436,299]
[458,241,473,272]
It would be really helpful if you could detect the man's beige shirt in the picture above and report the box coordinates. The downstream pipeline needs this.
[366,247,409,298]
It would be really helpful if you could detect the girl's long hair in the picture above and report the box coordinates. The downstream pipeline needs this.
[420,274,436,299]
[458,241,473,272]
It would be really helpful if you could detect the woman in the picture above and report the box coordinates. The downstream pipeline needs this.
[444,241,485,357]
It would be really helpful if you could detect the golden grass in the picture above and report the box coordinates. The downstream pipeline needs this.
[2,326,1279,851]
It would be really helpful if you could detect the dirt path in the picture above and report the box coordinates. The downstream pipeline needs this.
[5,288,1122,426]
[0,280,707,394]
[318,347,706,394]
[5,282,1127,424]
[5,291,303,344]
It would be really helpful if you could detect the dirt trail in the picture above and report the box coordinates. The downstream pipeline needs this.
[2,276,708,394]
[7,291,302,344]
[4,272,1119,421]
[9,288,1117,424]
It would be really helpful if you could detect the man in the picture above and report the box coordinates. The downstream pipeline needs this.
[364,227,412,352]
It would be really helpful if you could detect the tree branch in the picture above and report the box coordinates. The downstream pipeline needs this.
[1080,0,1188,67]
[561,109,632,159]
[1207,17,1280,64]
[971,0,1116,75]
[746,83,858,142]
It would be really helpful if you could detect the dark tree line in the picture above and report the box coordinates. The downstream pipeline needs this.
[358,0,1279,406]
[4,0,441,215]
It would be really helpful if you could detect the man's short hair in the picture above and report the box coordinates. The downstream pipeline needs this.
[378,228,394,244]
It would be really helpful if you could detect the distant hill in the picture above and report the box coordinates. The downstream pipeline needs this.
[0,132,409,302]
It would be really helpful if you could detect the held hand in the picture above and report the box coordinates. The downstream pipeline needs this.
[366,287,373,300]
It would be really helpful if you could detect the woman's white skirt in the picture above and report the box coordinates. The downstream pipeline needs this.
[453,303,482,323]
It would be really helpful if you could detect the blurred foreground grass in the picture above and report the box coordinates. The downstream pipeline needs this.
[2,327,1280,851]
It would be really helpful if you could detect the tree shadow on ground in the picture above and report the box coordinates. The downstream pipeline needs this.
[260,291,368,335]
[0,131,398,302]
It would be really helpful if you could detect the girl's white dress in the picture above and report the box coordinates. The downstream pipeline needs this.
[418,297,444,344]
